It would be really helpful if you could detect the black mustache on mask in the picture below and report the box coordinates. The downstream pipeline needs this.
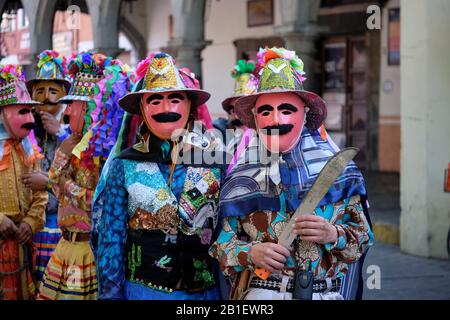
[231,119,243,127]
[63,115,70,124]
[43,100,59,106]
[151,113,182,123]
[21,122,36,130]
[261,124,294,136]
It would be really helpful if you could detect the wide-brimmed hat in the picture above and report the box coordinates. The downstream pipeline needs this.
[58,52,110,104]
[222,59,259,114]
[0,64,42,107]
[235,48,327,131]
[26,50,71,93]
[119,52,210,114]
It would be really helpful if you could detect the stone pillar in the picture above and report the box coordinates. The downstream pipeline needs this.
[167,0,211,84]
[400,0,450,259]
[0,0,7,14]
[22,0,57,76]
[86,0,122,58]
[274,0,325,92]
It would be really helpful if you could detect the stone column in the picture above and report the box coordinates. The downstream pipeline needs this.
[400,0,450,259]
[22,0,57,76]
[86,0,122,58]
[167,0,211,84]
[274,0,325,92]
[0,0,6,14]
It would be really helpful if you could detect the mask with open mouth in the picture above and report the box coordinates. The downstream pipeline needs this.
[254,92,306,153]
[141,91,191,140]
[1,104,36,140]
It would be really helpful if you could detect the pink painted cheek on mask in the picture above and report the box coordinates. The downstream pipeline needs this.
[3,105,35,139]
[276,110,304,153]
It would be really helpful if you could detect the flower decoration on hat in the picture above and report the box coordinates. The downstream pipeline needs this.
[27,50,71,93]
[37,50,68,75]
[68,51,112,76]
[231,59,256,78]
[0,64,41,107]
[0,64,25,82]
[257,47,306,82]
[222,59,259,113]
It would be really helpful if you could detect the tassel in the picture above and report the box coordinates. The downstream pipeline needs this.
[320,125,328,142]
[168,141,178,192]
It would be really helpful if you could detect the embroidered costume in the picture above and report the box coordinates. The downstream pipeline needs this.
[209,48,374,300]
[97,53,225,300]
[37,52,131,300]
[26,50,71,283]
[0,65,48,300]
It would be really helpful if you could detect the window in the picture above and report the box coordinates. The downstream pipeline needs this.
[19,9,29,29]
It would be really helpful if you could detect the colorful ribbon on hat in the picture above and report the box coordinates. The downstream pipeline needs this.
[37,50,68,74]
[0,64,25,82]
[78,62,131,169]
[231,60,256,78]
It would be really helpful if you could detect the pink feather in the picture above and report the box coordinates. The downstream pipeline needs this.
[135,55,153,82]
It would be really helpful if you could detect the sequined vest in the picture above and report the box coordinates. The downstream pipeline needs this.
[123,159,221,293]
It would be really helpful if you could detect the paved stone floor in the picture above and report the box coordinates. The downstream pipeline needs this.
[362,243,450,300]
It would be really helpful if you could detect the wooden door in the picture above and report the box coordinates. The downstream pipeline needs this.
[321,36,369,169]
[346,36,368,168]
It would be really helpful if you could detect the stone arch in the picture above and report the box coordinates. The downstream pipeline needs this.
[119,16,146,61]
[22,0,58,54]
[86,0,122,57]
[0,0,56,69]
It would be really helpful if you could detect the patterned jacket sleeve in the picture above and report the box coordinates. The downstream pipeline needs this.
[23,161,48,233]
[323,195,374,264]
[209,216,256,277]
[48,149,72,198]
[62,177,95,212]
[49,149,95,211]
[97,159,128,300]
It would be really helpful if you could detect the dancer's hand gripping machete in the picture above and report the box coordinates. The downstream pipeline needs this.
[254,147,360,281]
